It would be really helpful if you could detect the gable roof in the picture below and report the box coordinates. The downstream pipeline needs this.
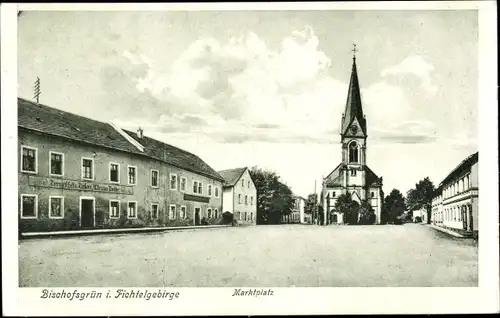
[124,130,224,181]
[217,167,248,187]
[324,163,345,187]
[18,98,143,155]
[439,151,478,186]
[323,163,383,187]
[18,97,224,182]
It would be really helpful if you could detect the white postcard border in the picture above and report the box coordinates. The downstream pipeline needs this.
[2,2,498,316]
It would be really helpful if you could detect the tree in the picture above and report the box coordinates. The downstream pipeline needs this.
[304,193,318,215]
[384,189,406,224]
[334,193,360,225]
[406,177,435,224]
[359,199,376,225]
[249,167,294,225]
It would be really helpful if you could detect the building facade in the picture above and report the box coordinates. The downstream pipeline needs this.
[431,152,478,237]
[18,98,224,233]
[218,167,257,225]
[281,196,305,224]
[412,208,427,223]
[321,55,384,225]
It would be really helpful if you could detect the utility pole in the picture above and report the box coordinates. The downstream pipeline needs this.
[313,180,317,225]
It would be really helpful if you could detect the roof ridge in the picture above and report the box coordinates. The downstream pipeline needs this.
[109,121,145,152]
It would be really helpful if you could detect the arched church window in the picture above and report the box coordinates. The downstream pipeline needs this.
[349,141,359,163]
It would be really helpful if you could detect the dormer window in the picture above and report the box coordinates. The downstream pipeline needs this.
[349,141,359,163]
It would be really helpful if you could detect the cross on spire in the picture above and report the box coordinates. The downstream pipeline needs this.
[351,44,358,60]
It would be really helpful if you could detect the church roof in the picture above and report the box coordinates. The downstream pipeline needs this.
[323,163,383,187]
[341,58,367,136]
[324,163,345,187]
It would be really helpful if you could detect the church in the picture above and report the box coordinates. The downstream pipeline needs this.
[320,50,384,225]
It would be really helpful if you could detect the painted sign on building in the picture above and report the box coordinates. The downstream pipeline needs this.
[28,176,134,195]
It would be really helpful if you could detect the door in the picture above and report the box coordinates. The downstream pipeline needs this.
[468,206,473,232]
[81,198,94,228]
[462,206,468,231]
[194,207,201,226]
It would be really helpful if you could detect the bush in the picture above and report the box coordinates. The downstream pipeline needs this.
[201,217,209,225]
[415,216,422,223]
[221,211,234,225]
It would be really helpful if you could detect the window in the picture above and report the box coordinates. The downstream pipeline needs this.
[243,212,247,221]
[250,196,254,205]
[170,174,178,190]
[241,179,244,187]
[180,177,187,192]
[21,146,37,173]
[238,211,242,220]
[371,192,375,198]
[180,206,187,219]
[249,212,253,221]
[128,166,137,185]
[350,169,357,176]
[215,186,219,198]
[348,141,359,163]
[245,195,248,205]
[151,170,159,187]
[214,208,218,219]
[238,194,242,204]
[20,194,37,219]
[109,163,120,183]
[332,192,336,197]
[169,205,176,220]
[208,185,212,196]
[49,196,64,218]
[208,208,212,218]
[127,201,137,219]
[109,200,120,219]
[248,181,250,188]
[151,203,159,219]
[193,181,203,194]
[49,152,64,176]
[82,158,94,180]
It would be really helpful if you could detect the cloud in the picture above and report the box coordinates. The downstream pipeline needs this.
[119,26,346,144]
[381,55,437,94]
[371,120,438,144]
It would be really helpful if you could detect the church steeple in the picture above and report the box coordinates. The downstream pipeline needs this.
[341,45,366,136]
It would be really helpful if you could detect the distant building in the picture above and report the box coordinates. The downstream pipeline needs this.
[412,208,427,223]
[18,98,224,233]
[321,54,384,225]
[218,167,257,225]
[431,152,478,237]
[281,195,305,224]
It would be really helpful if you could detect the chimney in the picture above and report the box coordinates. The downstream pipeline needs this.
[137,127,143,139]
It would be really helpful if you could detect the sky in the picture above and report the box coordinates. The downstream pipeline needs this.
[18,10,479,197]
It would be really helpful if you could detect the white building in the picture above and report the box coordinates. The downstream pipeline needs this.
[432,152,478,237]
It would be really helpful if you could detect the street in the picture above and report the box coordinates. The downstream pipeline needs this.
[19,224,478,287]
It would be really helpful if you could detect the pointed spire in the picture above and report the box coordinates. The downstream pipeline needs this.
[341,48,366,136]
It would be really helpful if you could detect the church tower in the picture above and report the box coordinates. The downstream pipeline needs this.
[340,49,368,202]
[320,45,384,225]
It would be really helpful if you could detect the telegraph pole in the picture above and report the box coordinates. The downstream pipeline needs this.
[313,180,317,225]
